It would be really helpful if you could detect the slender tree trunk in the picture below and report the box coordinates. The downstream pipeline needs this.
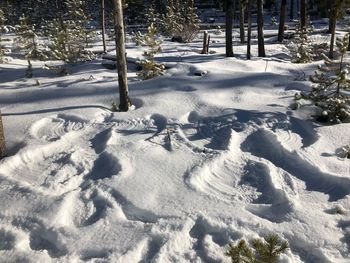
[278,0,287,42]
[300,0,306,29]
[329,15,334,33]
[0,111,6,159]
[239,0,245,43]
[247,0,252,59]
[290,0,294,20]
[329,15,337,59]
[226,0,234,57]
[257,0,266,57]
[202,31,210,54]
[101,0,106,53]
[113,0,130,111]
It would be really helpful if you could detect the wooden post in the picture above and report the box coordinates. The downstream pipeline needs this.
[0,111,6,159]
[201,31,210,54]
[112,0,130,112]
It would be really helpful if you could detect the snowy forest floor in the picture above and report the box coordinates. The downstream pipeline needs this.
[0,27,350,263]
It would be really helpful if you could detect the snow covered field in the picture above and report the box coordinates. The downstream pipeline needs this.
[0,29,349,263]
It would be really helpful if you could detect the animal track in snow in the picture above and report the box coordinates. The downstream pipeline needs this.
[12,218,68,258]
[30,114,88,142]
[241,129,350,201]
[241,160,296,223]
[189,216,241,263]
[0,228,16,250]
[338,220,350,254]
[84,151,122,181]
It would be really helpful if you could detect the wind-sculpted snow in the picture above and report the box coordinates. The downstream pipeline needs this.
[242,129,350,201]
[1,39,349,262]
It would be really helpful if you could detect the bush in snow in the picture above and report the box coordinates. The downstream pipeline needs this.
[15,14,48,77]
[0,8,6,63]
[226,234,289,263]
[290,21,314,63]
[160,0,200,43]
[225,240,254,263]
[46,0,95,64]
[297,34,350,124]
[136,23,165,80]
[144,4,161,28]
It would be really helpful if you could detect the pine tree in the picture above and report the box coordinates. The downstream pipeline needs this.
[225,240,255,263]
[160,0,200,43]
[47,0,95,64]
[304,34,350,123]
[180,0,200,43]
[15,14,47,77]
[136,23,164,80]
[252,234,289,263]
[161,0,178,38]
[226,235,288,263]
[0,8,6,63]
[145,3,160,28]
[290,21,314,63]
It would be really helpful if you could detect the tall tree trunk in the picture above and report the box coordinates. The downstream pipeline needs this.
[329,14,337,59]
[226,0,234,57]
[329,1,344,58]
[247,0,252,59]
[290,0,294,20]
[300,0,306,29]
[0,111,6,159]
[257,0,266,57]
[113,0,130,111]
[239,0,245,43]
[101,0,106,53]
[278,0,287,42]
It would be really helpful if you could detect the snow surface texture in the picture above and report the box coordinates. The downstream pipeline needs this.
[0,29,349,263]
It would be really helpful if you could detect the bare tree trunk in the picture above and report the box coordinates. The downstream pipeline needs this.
[202,31,210,54]
[329,1,344,58]
[113,0,130,111]
[257,0,266,57]
[290,0,294,20]
[0,111,6,159]
[247,0,252,59]
[300,0,306,29]
[101,0,106,53]
[329,14,337,59]
[239,0,245,43]
[226,0,234,57]
[278,0,287,42]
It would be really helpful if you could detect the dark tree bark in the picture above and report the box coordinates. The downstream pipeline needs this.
[113,0,130,111]
[329,0,346,58]
[239,0,245,43]
[290,0,294,20]
[247,0,252,59]
[278,0,287,42]
[300,0,307,29]
[0,111,6,159]
[202,31,210,54]
[101,0,107,53]
[226,0,234,57]
[257,0,266,57]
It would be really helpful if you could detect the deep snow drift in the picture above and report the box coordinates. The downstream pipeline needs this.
[0,29,349,263]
